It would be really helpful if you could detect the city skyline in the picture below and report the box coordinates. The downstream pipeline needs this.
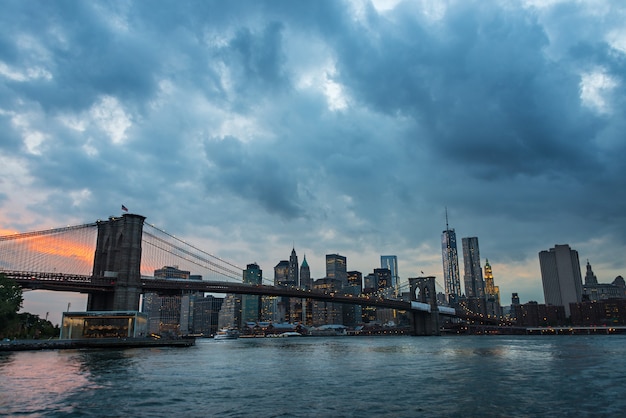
[7,212,625,326]
[2,1,626,323]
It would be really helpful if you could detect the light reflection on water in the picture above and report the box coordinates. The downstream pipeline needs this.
[0,350,95,416]
[2,335,626,417]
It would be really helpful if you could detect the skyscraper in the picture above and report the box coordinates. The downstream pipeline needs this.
[143,265,200,335]
[441,216,461,304]
[511,293,520,305]
[273,259,290,322]
[483,259,501,316]
[312,277,343,326]
[347,271,363,292]
[483,259,500,305]
[373,268,392,292]
[462,237,485,299]
[381,255,398,291]
[274,260,290,286]
[192,295,223,336]
[300,255,313,324]
[344,271,363,327]
[539,244,583,317]
[241,263,262,323]
[288,247,299,288]
[300,255,312,290]
[326,254,347,287]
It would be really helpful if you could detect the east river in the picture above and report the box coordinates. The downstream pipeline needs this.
[2,335,625,417]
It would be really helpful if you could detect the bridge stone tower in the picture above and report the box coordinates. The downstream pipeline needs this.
[87,214,145,311]
[408,276,440,336]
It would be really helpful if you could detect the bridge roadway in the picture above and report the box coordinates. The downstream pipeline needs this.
[5,270,416,311]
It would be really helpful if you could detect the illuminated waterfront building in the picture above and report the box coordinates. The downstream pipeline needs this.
[260,295,279,323]
[512,301,566,327]
[142,266,201,335]
[312,277,343,326]
[570,299,626,325]
[274,259,291,322]
[539,244,583,317]
[217,294,242,329]
[343,271,363,327]
[374,268,392,293]
[347,271,363,293]
[276,250,301,323]
[192,295,223,336]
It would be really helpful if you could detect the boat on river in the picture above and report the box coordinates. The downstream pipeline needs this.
[214,328,239,340]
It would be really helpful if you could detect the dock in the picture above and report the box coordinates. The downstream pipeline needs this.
[0,337,195,352]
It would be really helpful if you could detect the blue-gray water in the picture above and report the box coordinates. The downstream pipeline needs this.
[2,335,625,417]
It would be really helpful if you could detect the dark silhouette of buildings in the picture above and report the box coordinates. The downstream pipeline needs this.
[512,301,566,327]
[570,299,626,326]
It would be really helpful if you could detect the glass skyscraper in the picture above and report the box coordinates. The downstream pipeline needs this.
[242,263,262,323]
[462,237,485,299]
[441,225,461,304]
[380,255,398,291]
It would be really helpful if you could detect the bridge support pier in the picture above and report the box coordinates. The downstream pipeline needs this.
[408,276,440,336]
[87,214,145,311]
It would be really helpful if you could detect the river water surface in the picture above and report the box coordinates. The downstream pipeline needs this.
[2,335,625,417]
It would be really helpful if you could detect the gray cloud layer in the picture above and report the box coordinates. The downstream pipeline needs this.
[2,1,625,316]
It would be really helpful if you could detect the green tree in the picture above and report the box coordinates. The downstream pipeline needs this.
[0,273,23,316]
[0,273,24,336]
[13,312,60,339]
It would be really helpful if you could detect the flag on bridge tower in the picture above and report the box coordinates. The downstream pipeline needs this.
[121,204,128,212]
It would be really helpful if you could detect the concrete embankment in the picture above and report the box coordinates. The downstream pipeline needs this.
[0,337,195,351]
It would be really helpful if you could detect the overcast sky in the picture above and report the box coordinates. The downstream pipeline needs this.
[2,0,625,325]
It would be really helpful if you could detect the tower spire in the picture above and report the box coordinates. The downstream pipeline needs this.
[445,207,449,230]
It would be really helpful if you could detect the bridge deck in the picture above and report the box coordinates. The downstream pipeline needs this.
[6,270,457,313]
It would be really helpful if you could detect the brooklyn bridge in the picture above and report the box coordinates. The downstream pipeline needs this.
[1,213,494,335]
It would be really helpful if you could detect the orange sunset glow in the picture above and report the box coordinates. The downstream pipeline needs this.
[0,232,96,275]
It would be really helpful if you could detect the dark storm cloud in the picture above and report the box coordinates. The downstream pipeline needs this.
[2,0,626,311]
[203,136,304,219]
[332,3,600,179]
[0,2,160,112]
[223,23,288,90]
